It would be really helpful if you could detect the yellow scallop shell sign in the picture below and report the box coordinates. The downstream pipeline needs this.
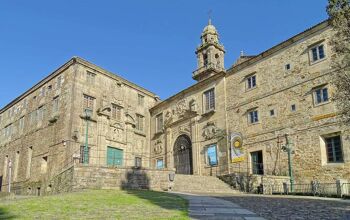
[231,133,244,163]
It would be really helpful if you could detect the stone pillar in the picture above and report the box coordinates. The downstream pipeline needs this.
[336,178,347,198]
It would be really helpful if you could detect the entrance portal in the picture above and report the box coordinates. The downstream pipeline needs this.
[173,135,193,175]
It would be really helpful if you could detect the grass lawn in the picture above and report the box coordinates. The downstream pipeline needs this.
[0,190,189,220]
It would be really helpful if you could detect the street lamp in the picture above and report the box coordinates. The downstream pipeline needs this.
[281,134,294,192]
[84,108,93,164]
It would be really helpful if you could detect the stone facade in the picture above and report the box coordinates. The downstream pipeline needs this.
[0,19,349,194]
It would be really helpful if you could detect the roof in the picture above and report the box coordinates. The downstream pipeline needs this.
[0,57,158,113]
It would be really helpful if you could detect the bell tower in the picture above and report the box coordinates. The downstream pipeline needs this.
[193,19,225,82]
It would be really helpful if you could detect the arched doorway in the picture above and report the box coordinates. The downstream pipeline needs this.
[173,135,193,175]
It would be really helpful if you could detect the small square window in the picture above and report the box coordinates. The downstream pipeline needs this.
[291,104,296,112]
[285,64,291,70]
[270,109,275,116]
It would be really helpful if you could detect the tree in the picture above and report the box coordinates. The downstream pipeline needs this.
[327,0,350,124]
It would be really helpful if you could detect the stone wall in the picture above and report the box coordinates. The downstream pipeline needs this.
[73,165,173,191]
[226,22,350,183]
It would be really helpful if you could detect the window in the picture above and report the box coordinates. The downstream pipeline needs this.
[135,157,142,168]
[291,104,296,112]
[251,150,264,175]
[247,75,257,89]
[310,44,326,62]
[107,147,123,166]
[39,87,46,97]
[83,95,95,111]
[203,53,208,66]
[204,88,215,112]
[23,99,27,109]
[325,136,343,163]
[26,147,33,179]
[111,104,122,121]
[138,94,144,106]
[19,117,25,131]
[136,114,144,132]
[13,151,20,181]
[52,96,60,115]
[30,111,37,124]
[156,158,164,169]
[248,109,259,124]
[314,87,329,105]
[4,124,12,138]
[156,113,163,133]
[205,144,218,166]
[270,109,275,117]
[56,75,62,88]
[37,106,45,122]
[41,156,48,174]
[285,64,291,71]
[86,71,96,84]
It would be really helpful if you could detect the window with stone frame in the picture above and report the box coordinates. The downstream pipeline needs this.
[135,114,144,132]
[83,94,95,112]
[86,71,96,85]
[325,135,343,163]
[203,88,215,112]
[138,94,144,106]
[156,113,163,133]
[248,109,259,124]
[52,96,60,115]
[111,104,122,121]
[37,106,46,122]
[247,74,257,90]
[19,116,25,131]
[314,86,329,105]
[56,75,63,89]
[310,44,326,63]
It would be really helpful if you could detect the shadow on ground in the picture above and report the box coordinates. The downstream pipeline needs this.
[120,168,188,215]
[0,207,16,219]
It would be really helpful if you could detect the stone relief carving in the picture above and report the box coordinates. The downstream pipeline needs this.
[202,122,219,140]
[189,98,198,113]
[178,125,190,134]
[174,99,188,117]
[164,109,173,126]
[153,139,163,154]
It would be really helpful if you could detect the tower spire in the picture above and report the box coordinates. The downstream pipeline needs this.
[208,10,212,25]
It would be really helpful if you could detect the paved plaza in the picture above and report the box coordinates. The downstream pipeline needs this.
[175,192,350,220]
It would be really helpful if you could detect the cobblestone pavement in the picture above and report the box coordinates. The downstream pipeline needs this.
[217,194,350,220]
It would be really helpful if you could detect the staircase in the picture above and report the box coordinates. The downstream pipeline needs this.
[172,174,240,194]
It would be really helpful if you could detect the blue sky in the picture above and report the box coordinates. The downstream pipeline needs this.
[0,0,328,108]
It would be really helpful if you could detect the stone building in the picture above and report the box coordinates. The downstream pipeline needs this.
[0,18,349,195]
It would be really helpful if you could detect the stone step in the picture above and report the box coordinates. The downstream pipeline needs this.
[172,174,239,194]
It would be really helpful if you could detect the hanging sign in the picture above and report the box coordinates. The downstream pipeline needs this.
[230,132,244,163]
